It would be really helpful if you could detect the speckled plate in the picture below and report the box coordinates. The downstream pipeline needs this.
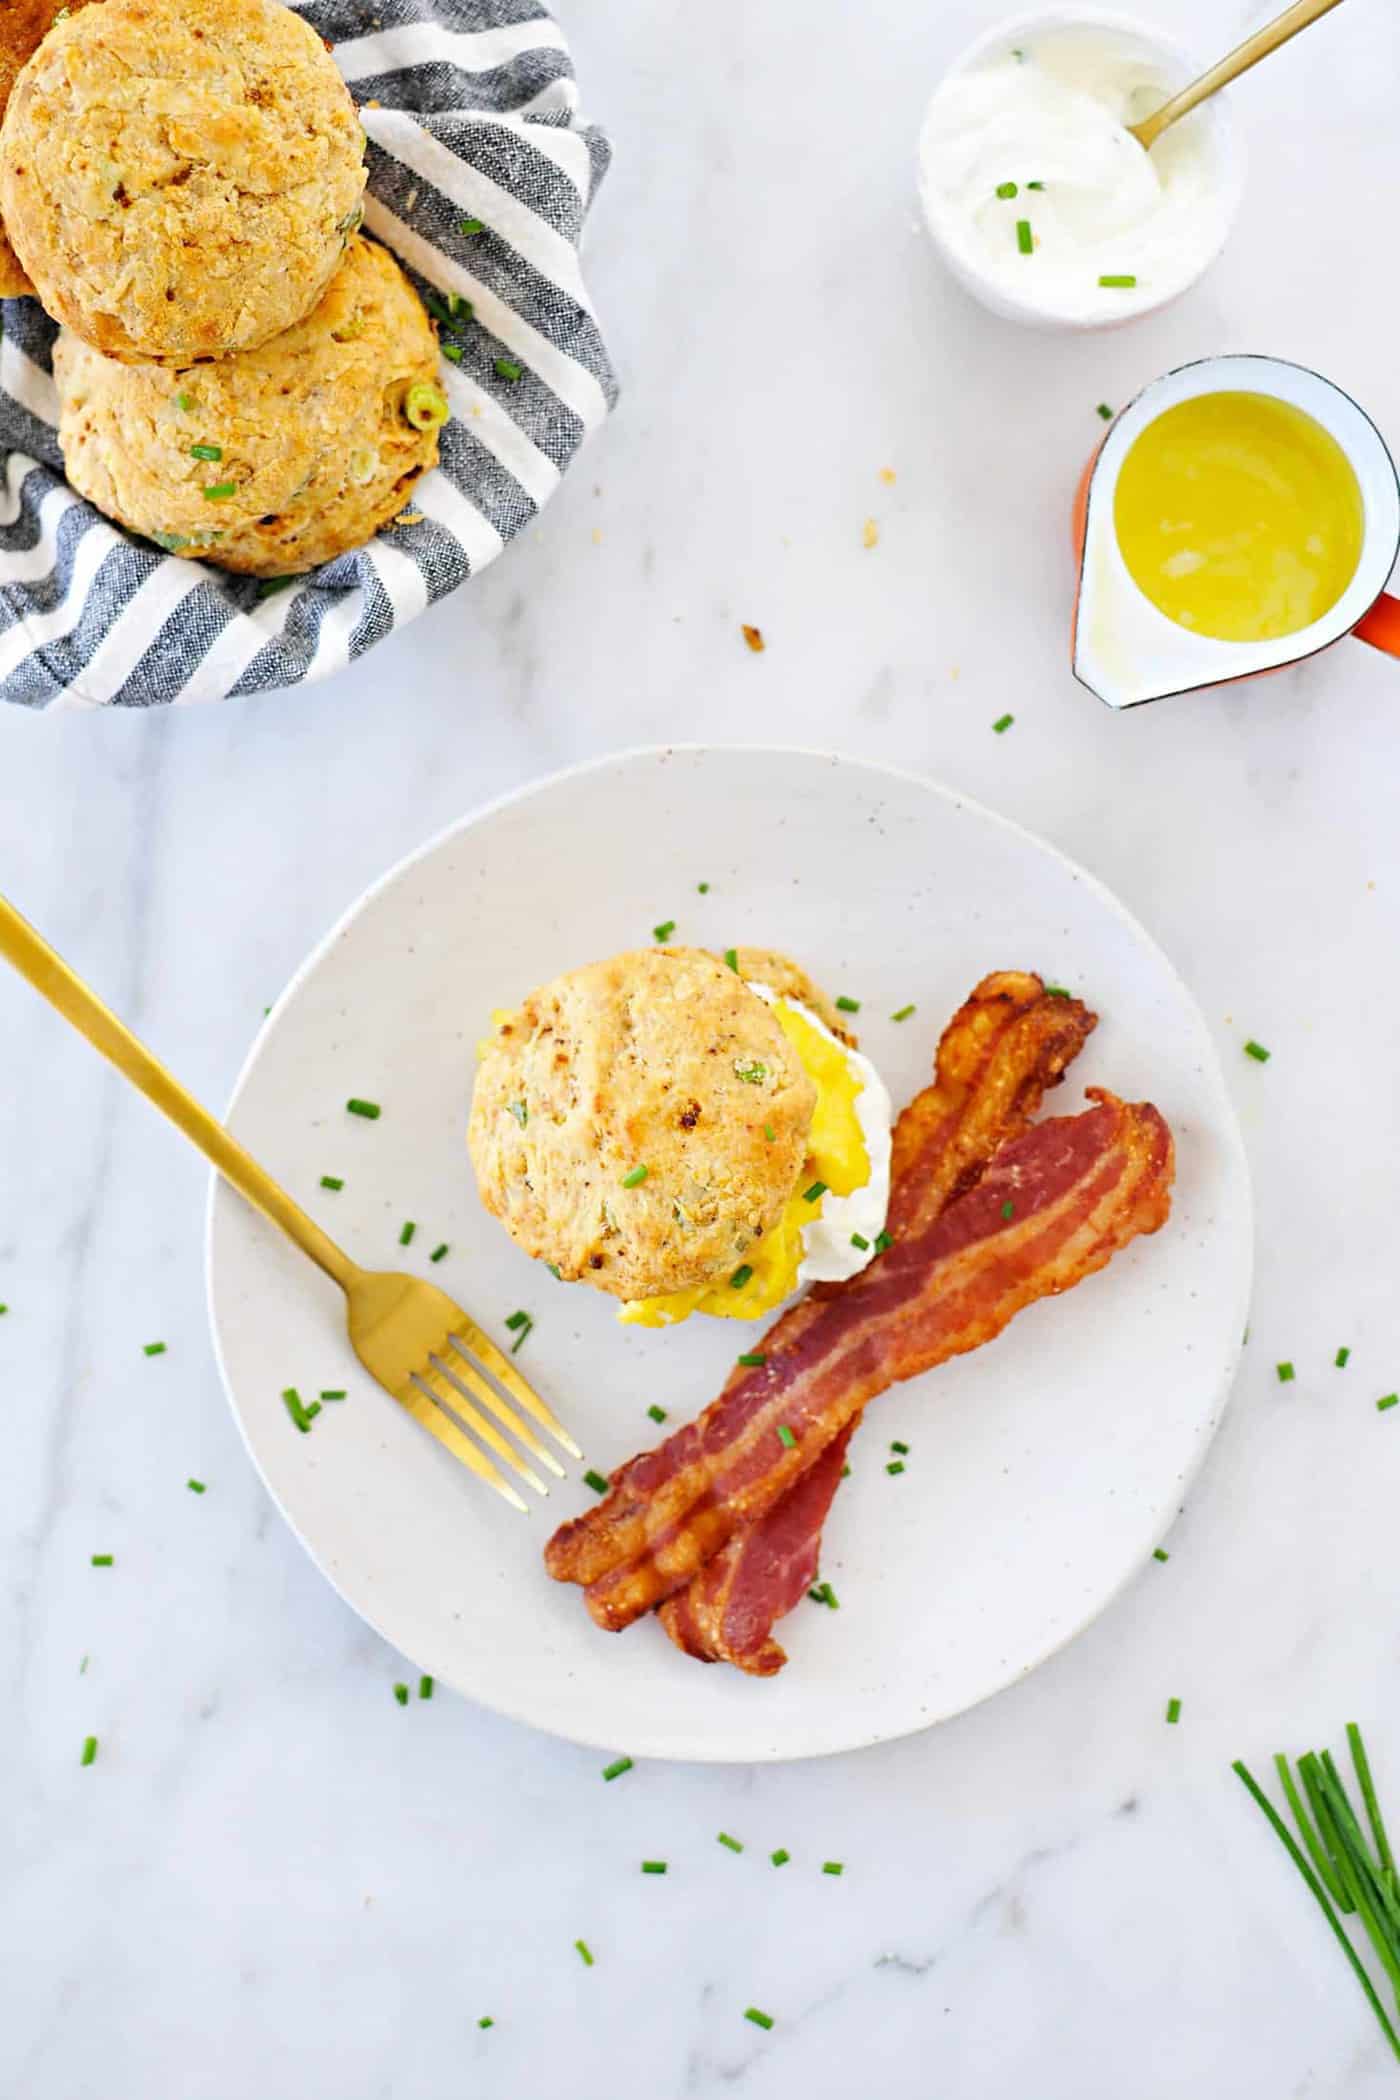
[206,746,1251,1762]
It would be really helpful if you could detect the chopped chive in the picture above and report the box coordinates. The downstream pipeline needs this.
[886,1460,905,1476]
[763,1123,776,1143]
[176,392,195,412]
[890,1439,909,1455]
[505,1311,530,1329]
[494,357,522,382]
[1153,1547,1170,1562]
[841,1464,851,1478]
[993,713,1014,733]
[640,1860,667,1875]
[717,1832,744,1853]
[257,576,296,599]
[189,442,222,462]
[724,947,739,972]
[891,1004,916,1022]
[835,995,861,1014]
[186,1478,206,1494]
[1015,219,1033,254]
[770,1848,789,1867]
[79,1655,89,1674]
[202,481,237,500]
[1027,179,1045,189]
[601,1755,633,1781]
[738,1352,767,1369]
[282,1386,316,1434]
[399,1221,416,1246]
[1000,1199,1015,1220]
[873,1230,892,1253]
[1277,1362,1296,1383]
[803,1181,828,1203]
[460,217,486,236]
[447,292,472,320]
[430,1243,449,1263]
[143,1341,166,1357]
[621,1164,649,1187]
[730,1264,754,1289]
[584,1469,610,1495]
[346,1098,381,1119]
[1336,1347,1351,1368]
[546,1262,562,1279]
[478,2016,493,2029]
[744,2008,774,2031]
[1166,1697,1182,1724]
[809,1579,839,1609]
[653,919,676,942]
[1098,273,1137,288]
[320,1175,344,1190]
[574,1939,594,1966]
[1044,984,1072,999]
[1096,403,1114,421]
[90,1554,114,1567]
[419,1675,434,1699]
[776,1424,797,1450]
[1244,1040,1271,1063]
[647,1404,667,1424]
[734,1058,768,1084]
[698,881,710,894]
[995,180,1018,199]
[393,1682,409,1706]
[442,342,463,363]
[80,1735,98,1766]
[1347,1723,1395,1876]
[850,1232,870,1251]
[507,1313,533,1353]
[319,1390,347,1402]
[1378,1395,1399,1413]
[0,1304,7,1315]
[822,1861,844,1876]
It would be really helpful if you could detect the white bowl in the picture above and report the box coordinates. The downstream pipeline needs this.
[917,7,1243,332]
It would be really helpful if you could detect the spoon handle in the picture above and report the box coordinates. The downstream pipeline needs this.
[1130,0,1347,152]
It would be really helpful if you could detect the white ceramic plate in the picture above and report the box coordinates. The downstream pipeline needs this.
[207,747,1251,1763]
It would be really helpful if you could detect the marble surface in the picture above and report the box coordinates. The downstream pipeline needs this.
[3,0,1400,2092]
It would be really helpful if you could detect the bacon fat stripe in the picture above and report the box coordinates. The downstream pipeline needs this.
[545,1088,1174,1632]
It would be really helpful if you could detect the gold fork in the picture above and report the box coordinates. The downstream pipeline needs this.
[0,892,581,1512]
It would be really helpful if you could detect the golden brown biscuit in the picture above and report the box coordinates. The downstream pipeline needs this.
[0,0,102,296]
[54,237,445,576]
[0,0,366,361]
[701,947,858,1047]
[469,950,819,1300]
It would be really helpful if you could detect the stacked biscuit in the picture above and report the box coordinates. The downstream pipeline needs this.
[0,0,449,575]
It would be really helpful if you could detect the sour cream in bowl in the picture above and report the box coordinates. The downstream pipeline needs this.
[918,10,1242,330]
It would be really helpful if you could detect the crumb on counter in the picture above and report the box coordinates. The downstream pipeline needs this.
[862,518,879,550]
[879,467,896,486]
[741,623,765,653]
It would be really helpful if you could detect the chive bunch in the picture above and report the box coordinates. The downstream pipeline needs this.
[1235,1725,1400,2059]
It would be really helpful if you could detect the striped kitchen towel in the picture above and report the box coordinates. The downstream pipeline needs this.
[0,0,616,710]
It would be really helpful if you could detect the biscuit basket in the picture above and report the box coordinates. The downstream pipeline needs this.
[0,0,617,711]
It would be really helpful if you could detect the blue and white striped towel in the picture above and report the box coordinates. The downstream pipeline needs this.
[0,0,616,711]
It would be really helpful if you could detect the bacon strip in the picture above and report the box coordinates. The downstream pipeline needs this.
[658,971,1098,1673]
[545,1088,1174,1632]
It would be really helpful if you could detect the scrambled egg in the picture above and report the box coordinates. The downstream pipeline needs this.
[619,1001,891,1327]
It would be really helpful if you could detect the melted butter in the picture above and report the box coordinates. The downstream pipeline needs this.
[619,1001,870,1328]
[1114,392,1364,643]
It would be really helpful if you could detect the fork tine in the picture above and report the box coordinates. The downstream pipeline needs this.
[429,1351,566,1479]
[398,1381,528,1514]
[448,1319,584,1459]
[414,1366,549,1497]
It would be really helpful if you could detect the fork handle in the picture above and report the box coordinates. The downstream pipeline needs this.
[0,892,356,1292]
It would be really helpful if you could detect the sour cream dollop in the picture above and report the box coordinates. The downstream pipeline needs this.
[919,26,1235,323]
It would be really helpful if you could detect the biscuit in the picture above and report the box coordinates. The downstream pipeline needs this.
[0,0,366,361]
[0,0,102,298]
[469,949,819,1300]
[55,237,444,576]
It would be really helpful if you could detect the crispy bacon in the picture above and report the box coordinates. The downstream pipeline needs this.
[545,1087,1174,1632]
[658,971,1098,1673]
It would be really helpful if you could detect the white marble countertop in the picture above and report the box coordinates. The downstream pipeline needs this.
[4,0,1400,2093]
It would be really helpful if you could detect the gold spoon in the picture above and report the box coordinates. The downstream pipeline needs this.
[1129,0,1347,153]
